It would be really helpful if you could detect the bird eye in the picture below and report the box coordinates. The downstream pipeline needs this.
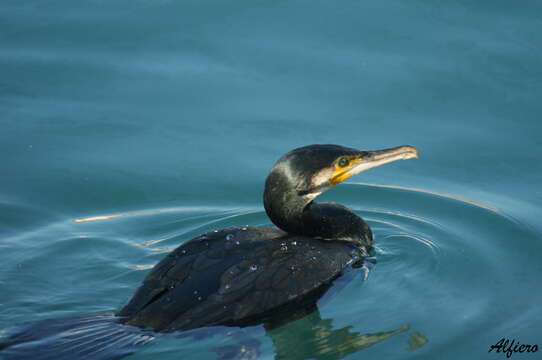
[337,157,349,168]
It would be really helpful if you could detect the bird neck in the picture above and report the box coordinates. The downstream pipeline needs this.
[263,169,372,247]
[263,185,308,235]
[301,202,373,246]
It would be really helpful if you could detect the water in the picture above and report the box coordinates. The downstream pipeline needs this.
[1,1,542,359]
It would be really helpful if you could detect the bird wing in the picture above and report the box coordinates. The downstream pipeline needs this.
[120,227,358,332]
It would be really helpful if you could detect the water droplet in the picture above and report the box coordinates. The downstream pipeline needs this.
[193,290,198,295]
[181,249,187,254]
[292,241,297,246]
[235,240,240,245]
[225,284,231,290]
[226,234,234,241]
[312,256,317,261]
[250,264,258,271]
[281,245,288,251]
[197,296,202,301]
[241,227,247,231]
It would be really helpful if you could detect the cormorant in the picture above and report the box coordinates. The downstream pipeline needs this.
[0,144,418,359]
[118,144,418,331]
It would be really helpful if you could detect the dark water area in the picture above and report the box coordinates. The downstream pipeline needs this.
[1,1,541,359]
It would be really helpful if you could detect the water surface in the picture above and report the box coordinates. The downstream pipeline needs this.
[1,1,542,359]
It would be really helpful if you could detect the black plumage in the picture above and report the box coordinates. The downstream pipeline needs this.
[118,144,418,332]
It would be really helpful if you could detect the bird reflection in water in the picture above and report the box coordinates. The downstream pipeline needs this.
[182,310,411,360]
[267,311,410,360]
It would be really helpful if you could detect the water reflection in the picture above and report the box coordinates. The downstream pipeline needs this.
[176,309,412,360]
[266,310,410,360]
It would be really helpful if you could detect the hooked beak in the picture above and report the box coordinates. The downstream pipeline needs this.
[330,145,419,185]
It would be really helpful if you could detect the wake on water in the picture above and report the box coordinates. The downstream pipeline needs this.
[0,313,154,360]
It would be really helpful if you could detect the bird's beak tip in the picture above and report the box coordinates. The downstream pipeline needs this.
[401,145,419,159]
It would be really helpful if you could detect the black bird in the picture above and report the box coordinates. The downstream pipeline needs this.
[0,144,418,359]
[118,144,418,330]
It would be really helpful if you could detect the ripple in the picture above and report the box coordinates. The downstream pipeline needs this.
[347,181,499,212]
[72,206,241,223]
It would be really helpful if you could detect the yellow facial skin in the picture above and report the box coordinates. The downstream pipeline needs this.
[330,155,364,186]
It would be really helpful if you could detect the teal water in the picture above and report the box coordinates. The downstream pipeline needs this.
[1,1,542,359]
